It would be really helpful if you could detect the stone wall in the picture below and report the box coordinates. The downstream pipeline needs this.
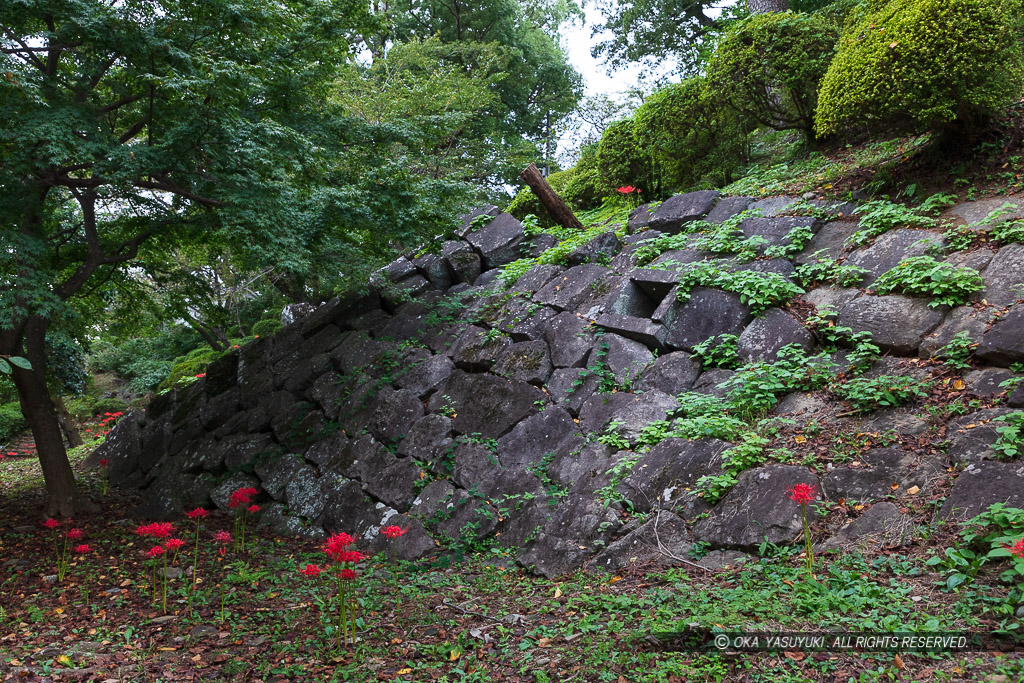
[93,193,1024,576]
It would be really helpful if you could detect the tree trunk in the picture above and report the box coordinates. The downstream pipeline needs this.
[518,163,584,231]
[5,318,95,517]
[53,395,83,448]
[747,0,790,13]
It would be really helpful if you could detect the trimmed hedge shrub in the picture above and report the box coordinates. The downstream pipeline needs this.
[595,119,654,197]
[816,0,1024,138]
[634,77,748,192]
[708,11,839,137]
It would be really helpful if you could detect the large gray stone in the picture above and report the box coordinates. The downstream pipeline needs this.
[395,354,454,399]
[367,387,423,445]
[512,264,565,294]
[845,229,945,286]
[705,196,753,224]
[580,390,678,444]
[517,496,623,577]
[656,288,754,351]
[592,512,692,572]
[567,232,622,267]
[649,191,721,233]
[619,438,729,513]
[938,461,1024,521]
[945,408,1017,464]
[317,477,385,535]
[821,447,931,501]
[979,244,1024,306]
[592,333,654,386]
[820,502,916,551]
[543,312,594,368]
[837,294,945,355]
[254,454,306,501]
[547,441,617,493]
[497,407,580,471]
[443,240,482,285]
[595,314,667,350]
[455,205,500,238]
[918,306,993,358]
[693,465,821,550]
[90,411,142,486]
[533,264,614,312]
[449,325,511,372]
[635,352,701,395]
[748,196,799,217]
[794,221,860,264]
[413,252,455,291]
[428,371,544,439]
[545,367,599,416]
[397,414,453,464]
[949,198,1023,227]
[977,305,1024,366]
[738,216,818,252]
[492,340,553,386]
[464,213,525,269]
[627,204,656,232]
[212,472,263,512]
[737,309,814,362]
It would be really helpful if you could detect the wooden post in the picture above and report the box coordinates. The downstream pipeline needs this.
[519,163,584,231]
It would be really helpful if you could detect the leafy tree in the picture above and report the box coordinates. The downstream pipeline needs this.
[0,0,436,515]
[378,0,583,180]
[591,0,747,77]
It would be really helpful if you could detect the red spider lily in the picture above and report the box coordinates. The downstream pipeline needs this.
[247,504,260,513]
[103,412,112,417]
[137,522,174,539]
[74,544,90,554]
[164,538,186,552]
[381,525,407,540]
[214,530,231,544]
[194,373,206,378]
[1005,537,1024,559]
[337,568,357,581]
[787,483,816,505]
[186,507,208,519]
[67,528,84,540]
[616,185,637,194]
[98,458,109,468]
[147,546,165,558]
[323,532,355,561]
[299,564,323,577]
[43,518,60,529]
[228,486,259,508]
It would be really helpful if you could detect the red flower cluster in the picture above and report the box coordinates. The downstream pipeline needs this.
[67,528,84,540]
[322,532,365,578]
[147,546,165,558]
[337,568,357,581]
[247,504,260,514]
[186,507,208,520]
[164,538,186,552]
[617,185,637,194]
[787,483,816,505]
[299,564,323,577]
[381,525,407,540]
[194,373,206,379]
[214,530,231,544]
[1005,537,1024,559]
[98,458,109,469]
[228,486,259,509]
[74,544,91,554]
[137,522,174,539]
[43,518,61,530]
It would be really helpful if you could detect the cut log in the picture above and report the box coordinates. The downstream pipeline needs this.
[519,163,584,232]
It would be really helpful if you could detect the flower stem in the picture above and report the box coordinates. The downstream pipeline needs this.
[801,503,814,576]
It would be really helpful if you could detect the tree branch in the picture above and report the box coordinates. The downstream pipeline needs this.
[0,26,47,71]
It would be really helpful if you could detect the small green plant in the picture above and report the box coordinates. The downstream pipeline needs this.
[831,375,929,413]
[695,433,768,504]
[764,222,816,259]
[926,503,1024,597]
[722,345,831,418]
[692,334,741,370]
[793,251,868,288]
[846,200,938,246]
[872,256,983,308]
[934,331,977,370]
[666,261,804,315]
[992,412,1024,459]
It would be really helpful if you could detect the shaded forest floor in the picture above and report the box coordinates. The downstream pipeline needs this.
[1,451,1023,682]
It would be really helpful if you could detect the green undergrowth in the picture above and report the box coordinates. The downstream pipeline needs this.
[497,199,631,285]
